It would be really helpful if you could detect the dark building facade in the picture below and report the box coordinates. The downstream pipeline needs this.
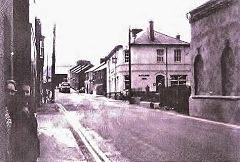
[92,64,107,95]
[0,0,44,159]
[0,0,13,160]
[70,63,93,90]
[33,18,45,108]
[13,0,32,84]
[0,0,39,160]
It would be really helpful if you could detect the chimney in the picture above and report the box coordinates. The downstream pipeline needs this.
[149,21,154,41]
[176,34,180,40]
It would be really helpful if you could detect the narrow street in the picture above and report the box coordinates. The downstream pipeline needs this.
[38,89,240,162]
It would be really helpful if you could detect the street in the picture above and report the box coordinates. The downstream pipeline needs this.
[50,89,240,162]
[36,103,86,162]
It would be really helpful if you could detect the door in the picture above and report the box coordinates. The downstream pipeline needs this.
[156,75,165,92]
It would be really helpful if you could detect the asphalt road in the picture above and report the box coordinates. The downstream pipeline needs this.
[56,90,240,162]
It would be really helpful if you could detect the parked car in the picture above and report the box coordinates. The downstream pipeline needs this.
[60,82,70,93]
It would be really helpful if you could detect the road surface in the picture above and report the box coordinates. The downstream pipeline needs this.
[55,90,240,162]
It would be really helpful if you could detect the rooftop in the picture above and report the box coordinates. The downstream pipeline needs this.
[133,31,189,45]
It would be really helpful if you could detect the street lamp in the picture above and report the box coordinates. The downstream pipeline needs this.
[128,27,142,103]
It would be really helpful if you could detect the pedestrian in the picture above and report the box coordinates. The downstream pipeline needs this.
[145,85,150,94]
[5,80,18,162]
[11,82,39,162]
[42,87,48,103]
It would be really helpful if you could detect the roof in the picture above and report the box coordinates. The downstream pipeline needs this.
[101,45,123,62]
[93,63,107,72]
[85,66,96,73]
[70,64,93,74]
[188,0,233,23]
[134,31,189,45]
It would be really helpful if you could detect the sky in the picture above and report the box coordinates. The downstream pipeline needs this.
[34,0,209,67]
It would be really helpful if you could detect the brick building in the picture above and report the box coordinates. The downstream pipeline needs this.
[0,0,13,160]
[0,0,44,160]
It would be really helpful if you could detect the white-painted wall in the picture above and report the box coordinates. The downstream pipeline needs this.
[106,44,191,94]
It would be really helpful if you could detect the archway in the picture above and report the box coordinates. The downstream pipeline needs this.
[221,43,235,96]
[194,54,203,95]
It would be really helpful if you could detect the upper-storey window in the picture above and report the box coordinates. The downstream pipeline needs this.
[174,49,181,62]
[157,49,164,63]
[124,50,129,62]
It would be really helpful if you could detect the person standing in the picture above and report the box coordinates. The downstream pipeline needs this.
[11,83,39,162]
[5,80,17,162]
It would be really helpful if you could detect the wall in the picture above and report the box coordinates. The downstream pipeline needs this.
[190,96,240,125]
[106,44,191,94]
[0,0,13,160]
[13,0,31,84]
[189,0,240,124]
[190,0,240,96]
[131,45,190,91]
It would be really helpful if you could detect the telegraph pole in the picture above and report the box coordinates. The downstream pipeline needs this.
[128,27,142,103]
[46,54,49,83]
[51,24,56,102]
[128,28,132,102]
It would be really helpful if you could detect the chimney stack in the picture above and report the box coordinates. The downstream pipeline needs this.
[176,34,180,40]
[149,21,154,41]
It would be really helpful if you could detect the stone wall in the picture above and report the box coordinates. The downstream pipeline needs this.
[190,0,240,96]
[189,96,240,125]
[189,0,240,124]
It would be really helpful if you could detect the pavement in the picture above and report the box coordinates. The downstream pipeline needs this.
[36,103,86,162]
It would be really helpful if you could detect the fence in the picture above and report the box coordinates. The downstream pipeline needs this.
[159,86,191,115]
[131,86,191,115]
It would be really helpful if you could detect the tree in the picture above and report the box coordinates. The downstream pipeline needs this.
[76,60,91,66]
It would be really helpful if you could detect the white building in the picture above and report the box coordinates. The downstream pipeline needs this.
[106,21,191,97]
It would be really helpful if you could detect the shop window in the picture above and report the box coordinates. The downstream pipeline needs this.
[170,75,187,86]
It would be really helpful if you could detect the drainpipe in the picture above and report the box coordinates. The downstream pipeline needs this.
[166,47,168,88]
[10,52,14,80]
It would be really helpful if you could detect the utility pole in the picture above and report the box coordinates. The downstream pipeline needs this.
[46,54,49,83]
[165,46,169,106]
[51,24,56,102]
[128,28,132,103]
[128,27,142,103]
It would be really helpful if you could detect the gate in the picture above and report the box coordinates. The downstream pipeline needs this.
[159,86,191,115]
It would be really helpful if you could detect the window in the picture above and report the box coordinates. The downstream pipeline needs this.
[157,49,164,63]
[112,57,117,63]
[124,75,130,89]
[125,50,129,62]
[174,49,181,62]
[170,75,187,86]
